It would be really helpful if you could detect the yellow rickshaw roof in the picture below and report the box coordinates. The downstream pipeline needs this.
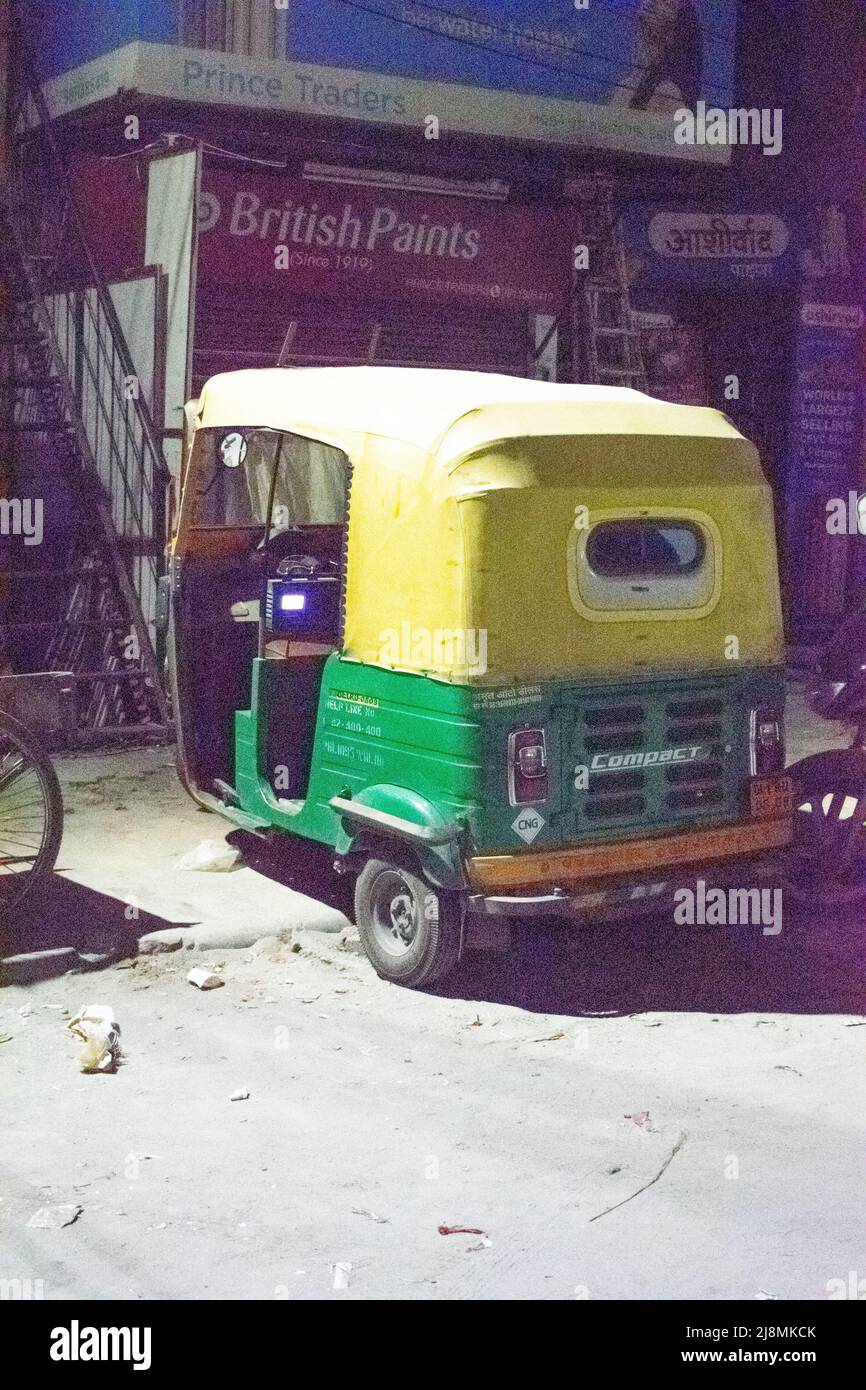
[194,366,746,465]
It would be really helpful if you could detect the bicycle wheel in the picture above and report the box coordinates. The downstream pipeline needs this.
[0,710,64,914]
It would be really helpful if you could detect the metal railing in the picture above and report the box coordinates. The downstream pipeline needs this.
[6,39,171,727]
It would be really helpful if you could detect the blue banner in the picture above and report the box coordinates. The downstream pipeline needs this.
[25,1,176,78]
[291,0,736,106]
[781,203,866,633]
[28,0,737,112]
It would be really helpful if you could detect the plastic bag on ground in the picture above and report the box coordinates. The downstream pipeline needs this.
[175,839,239,873]
[68,1004,121,1074]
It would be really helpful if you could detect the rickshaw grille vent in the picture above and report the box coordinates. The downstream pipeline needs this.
[584,705,644,727]
[667,719,724,743]
[586,732,646,754]
[592,770,645,793]
[575,687,733,830]
[666,696,724,747]
[583,703,647,756]
[666,698,723,719]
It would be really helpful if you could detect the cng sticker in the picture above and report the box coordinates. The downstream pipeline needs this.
[512,809,545,844]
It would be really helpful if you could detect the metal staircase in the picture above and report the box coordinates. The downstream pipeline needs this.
[0,43,170,738]
[569,176,648,392]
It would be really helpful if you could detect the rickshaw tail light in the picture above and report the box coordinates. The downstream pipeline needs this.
[750,705,785,776]
[509,729,549,806]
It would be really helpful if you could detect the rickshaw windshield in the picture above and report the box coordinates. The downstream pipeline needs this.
[190,427,349,530]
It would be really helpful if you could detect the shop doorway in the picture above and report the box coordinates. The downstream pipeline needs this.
[680,288,796,497]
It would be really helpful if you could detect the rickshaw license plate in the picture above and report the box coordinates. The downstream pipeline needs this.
[750,775,794,818]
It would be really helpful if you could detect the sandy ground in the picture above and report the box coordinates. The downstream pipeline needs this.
[2,682,865,1301]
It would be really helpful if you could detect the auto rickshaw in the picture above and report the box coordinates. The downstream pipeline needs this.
[164,367,794,986]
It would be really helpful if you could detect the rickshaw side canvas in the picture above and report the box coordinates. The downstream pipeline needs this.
[168,367,791,987]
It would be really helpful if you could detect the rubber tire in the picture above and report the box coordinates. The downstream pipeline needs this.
[785,749,866,905]
[0,710,64,915]
[354,857,463,988]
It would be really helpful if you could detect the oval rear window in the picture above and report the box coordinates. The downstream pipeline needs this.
[586,521,705,578]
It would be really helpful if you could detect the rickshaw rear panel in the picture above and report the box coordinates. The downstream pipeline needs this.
[229,653,788,883]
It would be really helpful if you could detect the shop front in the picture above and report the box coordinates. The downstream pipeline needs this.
[617,200,864,635]
[192,164,572,389]
[620,203,797,416]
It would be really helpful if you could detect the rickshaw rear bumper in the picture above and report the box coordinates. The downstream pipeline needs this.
[465,816,793,922]
[467,855,783,921]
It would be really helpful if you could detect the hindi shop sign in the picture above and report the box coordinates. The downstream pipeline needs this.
[196,171,568,311]
[623,206,796,287]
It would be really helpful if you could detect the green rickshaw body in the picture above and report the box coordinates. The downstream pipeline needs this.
[235,655,787,900]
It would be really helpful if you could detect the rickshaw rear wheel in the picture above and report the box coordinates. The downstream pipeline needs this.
[785,750,866,906]
[354,856,462,988]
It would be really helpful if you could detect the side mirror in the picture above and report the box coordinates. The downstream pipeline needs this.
[220,432,247,469]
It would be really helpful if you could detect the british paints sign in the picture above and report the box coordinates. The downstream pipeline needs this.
[196,170,567,309]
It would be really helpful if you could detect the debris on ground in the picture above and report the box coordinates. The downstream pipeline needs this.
[590,1131,688,1224]
[137,929,184,955]
[27,1203,84,1229]
[352,1208,389,1224]
[187,968,225,991]
[250,935,292,960]
[625,1111,653,1129]
[331,1262,351,1289]
[438,1224,487,1237]
[230,1088,250,1102]
[175,839,239,873]
[67,1004,122,1074]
